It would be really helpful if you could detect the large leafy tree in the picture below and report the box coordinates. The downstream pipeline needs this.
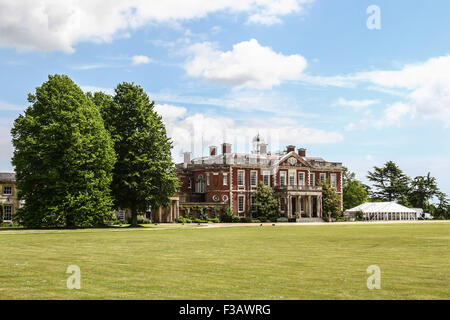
[93,83,179,226]
[407,173,440,209]
[321,182,341,221]
[367,161,410,202]
[342,167,368,210]
[343,180,368,210]
[11,75,116,228]
[434,192,449,220]
[254,182,280,221]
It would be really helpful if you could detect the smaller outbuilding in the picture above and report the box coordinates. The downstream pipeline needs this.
[345,202,418,221]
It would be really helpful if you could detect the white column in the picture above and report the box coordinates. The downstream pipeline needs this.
[318,195,322,218]
[308,196,312,218]
[287,196,291,218]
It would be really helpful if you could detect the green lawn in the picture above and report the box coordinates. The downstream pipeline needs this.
[0,222,448,300]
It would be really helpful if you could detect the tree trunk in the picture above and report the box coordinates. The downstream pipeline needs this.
[131,205,138,227]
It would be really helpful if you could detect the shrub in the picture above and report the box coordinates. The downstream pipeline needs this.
[239,217,252,223]
[178,217,193,224]
[251,219,261,223]
[193,218,207,224]
[208,218,220,223]
[221,206,239,223]
[104,214,122,226]
[127,215,150,225]
[137,216,151,224]
[211,207,220,219]
[199,208,208,221]
[254,182,280,221]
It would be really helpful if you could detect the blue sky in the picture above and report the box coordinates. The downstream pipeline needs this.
[0,0,449,195]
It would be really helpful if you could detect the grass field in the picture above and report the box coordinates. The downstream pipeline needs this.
[0,222,448,300]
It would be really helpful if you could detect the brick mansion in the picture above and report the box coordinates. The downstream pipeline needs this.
[1,135,343,223]
[177,135,343,221]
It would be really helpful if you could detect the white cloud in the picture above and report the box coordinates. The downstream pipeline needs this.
[0,0,313,53]
[155,104,187,122]
[184,39,308,89]
[71,63,112,70]
[355,56,450,123]
[325,56,450,125]
[80,86,114,95]
[132,55,152,65]
[345,102,414,131]
[384,102,412,123]
[154,104,343,161]
[333,98,380,110]
[306,55,450,126]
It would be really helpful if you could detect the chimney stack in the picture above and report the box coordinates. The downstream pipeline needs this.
[183,152,191,168]
[222,143,232,154]
[209,146,217,156]
[298,148,306,157]
[287,145,296,153]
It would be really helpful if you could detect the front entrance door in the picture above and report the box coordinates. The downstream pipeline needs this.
[291,197,296,215]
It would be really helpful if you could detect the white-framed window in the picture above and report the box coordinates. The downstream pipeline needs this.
[298,172,305,186]
[188,178,192,189]
[3,205,12,221]
[3,186,12,195]
[223,173,228,186]
[280,198,286,212]
[263,171,270,186]
[206,173,210,186]
[250,170,258,187]
[237,170,245,187]
[331,173,337,188]
[309,173,315,186]
[289,172,295,186]
[196,175,205,193]
[320,173,326,183]
[118,209,125,222]
[238,195,245,213]
[250,195,257,213]
[280,171,286,187]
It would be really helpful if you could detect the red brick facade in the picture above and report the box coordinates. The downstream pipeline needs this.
[177,137,343,220]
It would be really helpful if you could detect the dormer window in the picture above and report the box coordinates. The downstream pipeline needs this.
[3,186,12,195]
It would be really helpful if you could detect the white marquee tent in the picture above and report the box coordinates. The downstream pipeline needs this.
[345,202,418,221]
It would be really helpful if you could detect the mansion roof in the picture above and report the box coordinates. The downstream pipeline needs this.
[0,172,16,183]
[179,151,342,170]
[177,135,342,171]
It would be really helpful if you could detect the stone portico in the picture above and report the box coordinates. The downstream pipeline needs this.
[277,186,323,220]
